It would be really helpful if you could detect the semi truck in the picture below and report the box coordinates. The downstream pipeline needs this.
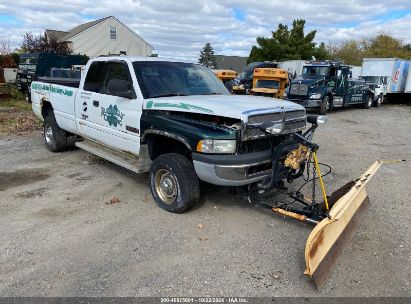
[286,60,375,114]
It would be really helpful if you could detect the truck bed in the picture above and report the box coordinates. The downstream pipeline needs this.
[37,77,80,88]
[31,81,79,136]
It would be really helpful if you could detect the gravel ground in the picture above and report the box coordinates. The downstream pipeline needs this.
[0,104,410,297]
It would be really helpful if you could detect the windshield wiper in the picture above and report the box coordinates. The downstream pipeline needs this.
[150,93,188,98]
[200,92,223,95]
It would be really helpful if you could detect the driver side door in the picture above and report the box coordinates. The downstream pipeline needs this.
[77,60,141,155]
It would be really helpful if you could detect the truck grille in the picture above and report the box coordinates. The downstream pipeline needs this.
[242,110,306,140]
[290,83,308,96]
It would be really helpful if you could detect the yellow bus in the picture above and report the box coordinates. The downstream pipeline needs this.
[251,68,289,98]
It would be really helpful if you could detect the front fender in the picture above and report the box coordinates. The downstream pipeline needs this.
[140,111,238,150]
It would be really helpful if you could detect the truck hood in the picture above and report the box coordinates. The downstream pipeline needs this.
[144,95,304,119]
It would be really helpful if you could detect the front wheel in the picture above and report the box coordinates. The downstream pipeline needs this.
[149,153,200,213]
[363,95,373,109]
[319,95,329,115]
[374,94,383,107]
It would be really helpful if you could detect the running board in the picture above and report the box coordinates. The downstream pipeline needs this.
[75,140,151,174]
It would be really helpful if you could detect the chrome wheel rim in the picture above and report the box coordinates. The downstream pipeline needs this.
[45,126,53,144]
[155,169,177,204]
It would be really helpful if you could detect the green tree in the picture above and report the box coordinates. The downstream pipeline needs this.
[363,34,411,59]
[328,40,364,65]
[248,19,324,63]
[198,43,217,68]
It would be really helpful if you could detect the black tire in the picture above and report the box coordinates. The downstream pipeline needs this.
[149,153,200,213]
[363,95,373,109]
[374,94,383,107]
[328,96,334,111]
[43,110,69,152]
[319,95,329,115]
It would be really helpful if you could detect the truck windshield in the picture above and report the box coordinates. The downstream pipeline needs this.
[302,66,330,77]
[133,61,229,98]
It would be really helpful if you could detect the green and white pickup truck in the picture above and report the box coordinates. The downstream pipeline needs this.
[31,56,325,213]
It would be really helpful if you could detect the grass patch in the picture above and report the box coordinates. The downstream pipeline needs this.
[0,99,32,111]
[0,111,42,135]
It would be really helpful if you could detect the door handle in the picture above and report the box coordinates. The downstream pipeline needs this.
[93,100,99,107]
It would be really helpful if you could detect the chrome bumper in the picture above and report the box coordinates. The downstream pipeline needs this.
[288,98,322,108]
[192,151,273,186]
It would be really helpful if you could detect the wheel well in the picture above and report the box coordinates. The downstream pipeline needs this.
[145,134,191,161]
[41,100,53,118]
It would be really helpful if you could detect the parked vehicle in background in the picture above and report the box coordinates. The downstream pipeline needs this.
[286,60,374,114]
[405,69,411,94]
[213,69,238,92]
[232,61,278,94]
[250,67,288,98]
[361,58,410,102]
[16,52,87,102]
[360,76,386,106]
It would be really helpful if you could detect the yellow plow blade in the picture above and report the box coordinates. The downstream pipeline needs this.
[304,160,403,288]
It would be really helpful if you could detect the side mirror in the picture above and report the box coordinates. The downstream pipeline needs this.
[107,79,135,99]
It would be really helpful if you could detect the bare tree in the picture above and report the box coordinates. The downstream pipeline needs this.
[0,40,13,55]
[21,32,72,54]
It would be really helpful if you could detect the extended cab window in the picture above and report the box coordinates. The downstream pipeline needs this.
[84,62,105,92]
[101,62,131,95]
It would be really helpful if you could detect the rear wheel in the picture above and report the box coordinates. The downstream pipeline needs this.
[149,153,200,213]
[43,110,70,152]
[319,95,329,115]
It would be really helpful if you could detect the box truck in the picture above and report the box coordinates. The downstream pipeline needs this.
[361,58,410,102]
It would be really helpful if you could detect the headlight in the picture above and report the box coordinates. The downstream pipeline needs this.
[309,93,321,99]
[196,139,236,154]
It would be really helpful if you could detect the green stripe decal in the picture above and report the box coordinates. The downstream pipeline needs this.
[146,100,213,114]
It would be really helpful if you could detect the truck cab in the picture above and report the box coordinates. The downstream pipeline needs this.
[250,67,288,98]
[286,61,374,114]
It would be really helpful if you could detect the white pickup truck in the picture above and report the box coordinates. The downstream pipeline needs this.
[31,56,324,213]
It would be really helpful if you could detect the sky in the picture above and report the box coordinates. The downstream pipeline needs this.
[0,0,411,61]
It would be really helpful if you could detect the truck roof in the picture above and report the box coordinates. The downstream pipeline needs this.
[92,55,192,64]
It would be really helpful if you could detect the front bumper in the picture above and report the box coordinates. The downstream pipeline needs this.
[193,150,289,186]
[288,98,322,108]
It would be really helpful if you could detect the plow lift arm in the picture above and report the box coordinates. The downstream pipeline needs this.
[252,115,405,288]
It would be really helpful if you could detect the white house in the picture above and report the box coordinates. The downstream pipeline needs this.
[45,16,154,58]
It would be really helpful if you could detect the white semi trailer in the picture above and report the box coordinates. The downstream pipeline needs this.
[361,58,410,102]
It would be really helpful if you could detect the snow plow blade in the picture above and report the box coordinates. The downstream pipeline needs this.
[304,160,403,288]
